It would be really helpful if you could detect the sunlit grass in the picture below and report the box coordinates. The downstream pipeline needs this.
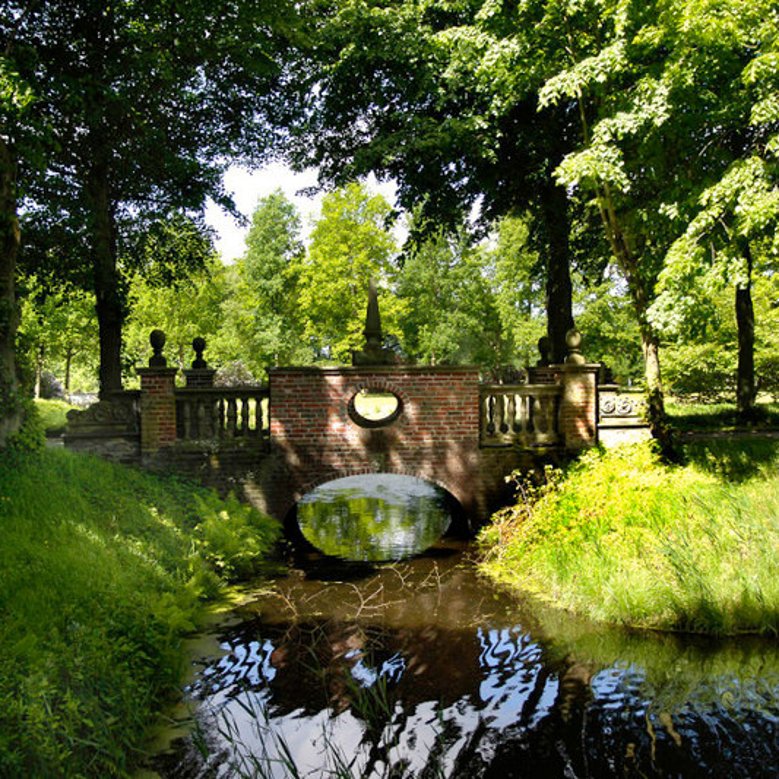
[33,398,77,434]
[0,447,279,776]
[479,441,779,635]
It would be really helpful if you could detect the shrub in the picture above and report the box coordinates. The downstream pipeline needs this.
[662,341,736,402]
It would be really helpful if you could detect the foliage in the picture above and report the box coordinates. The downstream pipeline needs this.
[125,253,228,371]
[17,277,99,395]
[296,182,403,362]
[10,0,299,393]
[194,492,280,580]
[480,441,779,635]
[0,448,280,776]
[216,190,310,375]
[397,228,508,366]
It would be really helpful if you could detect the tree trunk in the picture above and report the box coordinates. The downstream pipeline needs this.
[87,164,124,398]
[736,242,756,421]
[65,346,73,399]
[539,182,575,364]
[34,343,44,398]
[0,136,22,447]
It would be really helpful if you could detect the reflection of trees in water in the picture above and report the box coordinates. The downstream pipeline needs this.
[298,479,450,561]
[166,550,779,778]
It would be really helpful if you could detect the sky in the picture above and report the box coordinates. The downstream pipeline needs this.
[204,163,398,262]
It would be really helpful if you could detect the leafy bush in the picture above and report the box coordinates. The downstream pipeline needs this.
[194,492,280,580]
[480,442,779,635]
[662,341,736,402]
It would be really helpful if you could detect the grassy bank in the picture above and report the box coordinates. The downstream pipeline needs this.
[0,446,279,777]
[479,440,779,636]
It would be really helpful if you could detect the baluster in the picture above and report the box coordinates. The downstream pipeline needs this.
[181,400,191,439]
[209,398,220,438]
[482,394,494,439]
[507,394,517,436]
[521,394,532,436]
[256,395,264,435]
[196,400,207,439]
[535,395,554,445]
[226,397,237,437]
[496,393,507,435]
[214,397,223,437]
[546,395,559,444]
[240,396,250,435]
[517,393,530,447]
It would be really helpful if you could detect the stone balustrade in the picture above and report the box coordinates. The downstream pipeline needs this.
[175,386,269,441]
[480,383,562,448]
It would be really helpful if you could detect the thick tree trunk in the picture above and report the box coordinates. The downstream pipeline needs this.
[736,243,756,421]
[539,182,574,364]
[0,136,22,447]
[87,165,124,398]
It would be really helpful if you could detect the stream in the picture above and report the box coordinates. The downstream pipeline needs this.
[151,475,779,778]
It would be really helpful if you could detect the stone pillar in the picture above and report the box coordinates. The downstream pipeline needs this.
[558,329,599,450]
[183,336,216,388]
[137,330,178,454]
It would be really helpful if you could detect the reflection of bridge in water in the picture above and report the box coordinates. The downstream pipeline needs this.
[66,321,647,524]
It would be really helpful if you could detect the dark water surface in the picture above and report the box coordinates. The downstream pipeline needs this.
[152,476,779,778]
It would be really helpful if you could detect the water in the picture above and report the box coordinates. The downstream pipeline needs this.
[152,476,779,778]
[296,474,453,561]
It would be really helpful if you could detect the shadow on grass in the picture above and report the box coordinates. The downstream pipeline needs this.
[667,401,779,431]
[683,438,779,482]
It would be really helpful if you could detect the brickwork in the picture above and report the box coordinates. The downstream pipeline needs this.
[267,366,521,522]
[137,367,178,454]
[558,364,599,450]
[69,356,603,527]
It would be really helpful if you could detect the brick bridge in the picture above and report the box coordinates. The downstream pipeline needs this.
[65,331,647,526]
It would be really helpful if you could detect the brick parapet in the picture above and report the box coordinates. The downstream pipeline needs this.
[137,367,179,453]
[557,364,599,450]
[268,367,497,519]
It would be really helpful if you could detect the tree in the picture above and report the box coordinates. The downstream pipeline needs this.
[537,0,775,439]
[297,182,403,362]
[217,190,310,376]
[124,255,227,372]
[278,0,583,362]
[1,3,45,444]
[18,279,98,397]
[397,228,508,367]
[11,0,298,397]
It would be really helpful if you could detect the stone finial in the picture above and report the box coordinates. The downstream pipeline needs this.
[352,279,397,366]
[149,329,167,367]
[536,335,551,367]
[565,328,586,365]
[192,337,208,369]
[363,278,383,349]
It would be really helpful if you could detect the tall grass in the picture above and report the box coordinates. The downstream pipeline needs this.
[0,447,279,776]
[479,441,779,635]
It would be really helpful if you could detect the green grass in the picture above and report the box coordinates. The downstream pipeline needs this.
[0,446,280,777]
[479,440,779,636]
[34,398,78,435]
[666,399,779,431]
